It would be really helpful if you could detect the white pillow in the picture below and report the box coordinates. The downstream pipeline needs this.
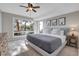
[60,30,64,35]
[51,28,64,35]
[51,28,59,35]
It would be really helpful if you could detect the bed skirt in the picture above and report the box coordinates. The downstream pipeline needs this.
[27,40,67,56]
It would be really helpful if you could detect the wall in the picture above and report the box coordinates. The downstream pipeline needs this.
[35,11,79,34]
[2,12,29,39]
[45,11,79,27]
[43,11,79,33]
[60,11,79,28]
[0,10,2,33]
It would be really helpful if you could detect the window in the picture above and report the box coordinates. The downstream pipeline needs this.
[13,18,34,36]
[25,21,34,31]
[14,20,34,31]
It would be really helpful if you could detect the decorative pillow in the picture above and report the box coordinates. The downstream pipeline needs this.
[44,28,51,34]
[51,28,59,35]
[59,30,65,35]
[51,28,65,36]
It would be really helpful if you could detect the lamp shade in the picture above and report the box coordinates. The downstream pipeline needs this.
[71,27,75,31]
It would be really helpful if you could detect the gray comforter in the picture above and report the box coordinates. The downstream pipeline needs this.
[27,34,62,54]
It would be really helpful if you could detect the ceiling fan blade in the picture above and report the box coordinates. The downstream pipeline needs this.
[32,9,36,12]
[26,9,29,12]
[20,5,28,8]
[33,6,40,8]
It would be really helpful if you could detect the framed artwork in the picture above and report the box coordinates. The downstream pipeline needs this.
[51,19,57,26]
[46,20,51,26]
[58,17,66,25]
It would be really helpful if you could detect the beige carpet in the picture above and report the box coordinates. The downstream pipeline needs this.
[6,39,78,56]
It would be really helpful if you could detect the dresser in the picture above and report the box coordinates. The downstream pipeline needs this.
[0,33,8,56]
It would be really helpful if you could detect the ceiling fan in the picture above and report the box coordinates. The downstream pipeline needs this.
[20,3,40,12]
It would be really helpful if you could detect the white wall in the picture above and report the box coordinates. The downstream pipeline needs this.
[0,10,2,33]
[44,11,79,32]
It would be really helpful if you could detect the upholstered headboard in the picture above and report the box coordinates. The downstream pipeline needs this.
[46,27,70,36]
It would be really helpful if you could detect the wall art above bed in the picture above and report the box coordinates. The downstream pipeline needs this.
[46,20,51,26]
[45,17,66,27]
[51,19,57,26]
[58,17,66,25]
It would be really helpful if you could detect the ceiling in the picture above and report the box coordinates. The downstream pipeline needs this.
[0,3,79,20]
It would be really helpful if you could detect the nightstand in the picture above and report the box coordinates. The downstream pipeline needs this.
[66,34,78,48]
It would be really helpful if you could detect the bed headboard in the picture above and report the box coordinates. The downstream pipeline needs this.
[49,26,70,36]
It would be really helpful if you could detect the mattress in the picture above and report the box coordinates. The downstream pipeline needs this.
[40,33,66,44]
[27,34,62,54]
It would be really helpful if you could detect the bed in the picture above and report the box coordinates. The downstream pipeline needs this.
[26,27,69,56]
[26,33,67,56]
